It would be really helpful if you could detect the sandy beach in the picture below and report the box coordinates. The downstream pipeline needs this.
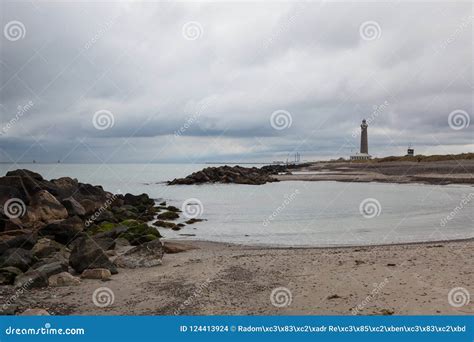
[4,238,472,316]
[276,160,474,185]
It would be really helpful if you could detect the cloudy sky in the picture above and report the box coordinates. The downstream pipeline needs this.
[0,0,472,163]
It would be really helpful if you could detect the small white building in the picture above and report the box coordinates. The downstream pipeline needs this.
[350,152,371,160]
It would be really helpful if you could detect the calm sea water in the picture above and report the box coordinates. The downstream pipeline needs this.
[2,163,473,247]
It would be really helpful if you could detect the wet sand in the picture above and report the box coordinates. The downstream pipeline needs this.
[5,239,472,316]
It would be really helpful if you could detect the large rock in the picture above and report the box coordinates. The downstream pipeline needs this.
[117,220,161,245]
[61,197,86,216]
[0,266,23,285]
[24,190,68,226]
[6,169,43,181]
[93,225,128,239]
[14,261,67,288]
[157,211,179,221]
[0,248,33,271]
[94,210,116,223]
[31,238,63,259]
[0,234,37,254]
[123,193,154,207]
[163,241,195,254]
[38,216,84,245]
[50,177,79,200]
[0,179,30,208]
[0,218,25,232]
[69,237,117,274]
[79,199,101,216]
[81,268,111,280]
[92,237,115,251]
[73,183,111,207]
[115,239,163,268]
[48,272,81,287]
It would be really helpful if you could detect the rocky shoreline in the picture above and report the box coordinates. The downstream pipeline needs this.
[168,164,307,185]
[167,158,474,186]
[0,169,190,315]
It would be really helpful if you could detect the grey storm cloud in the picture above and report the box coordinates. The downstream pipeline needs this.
[0,1,472,163]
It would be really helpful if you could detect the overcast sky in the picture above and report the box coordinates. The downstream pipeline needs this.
[0,1,472,163]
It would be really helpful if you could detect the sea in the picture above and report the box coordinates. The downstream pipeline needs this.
[1,163,473,247]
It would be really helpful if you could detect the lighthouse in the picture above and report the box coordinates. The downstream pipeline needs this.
[350,119,372,160]
[360,119,368,154]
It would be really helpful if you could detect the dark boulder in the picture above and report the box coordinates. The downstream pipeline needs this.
[115,239,163,268]
[152,220,177,229]
[0,178,30,206]
[157,211,179,221]
[92,237,116,251]
[74,183,110,205]
[0,234,37,254]
[50,177,79,200]
[117,220,161,245]
[94,210,116,223]
[0,248,34,272]
[61,197,86,216]
[14,261,68,288]
[0,218,25,232]
[69,237,117,274]
[6,169,43,181]
[93,225,128,239]
[5,170,59,198]
[0,266,23,285]
[123,193,154,207]
[38,216,84,245]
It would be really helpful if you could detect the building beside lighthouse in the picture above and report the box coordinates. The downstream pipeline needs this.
[350,119,372,160]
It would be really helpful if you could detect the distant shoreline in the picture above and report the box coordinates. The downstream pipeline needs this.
[277,159,474,186]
